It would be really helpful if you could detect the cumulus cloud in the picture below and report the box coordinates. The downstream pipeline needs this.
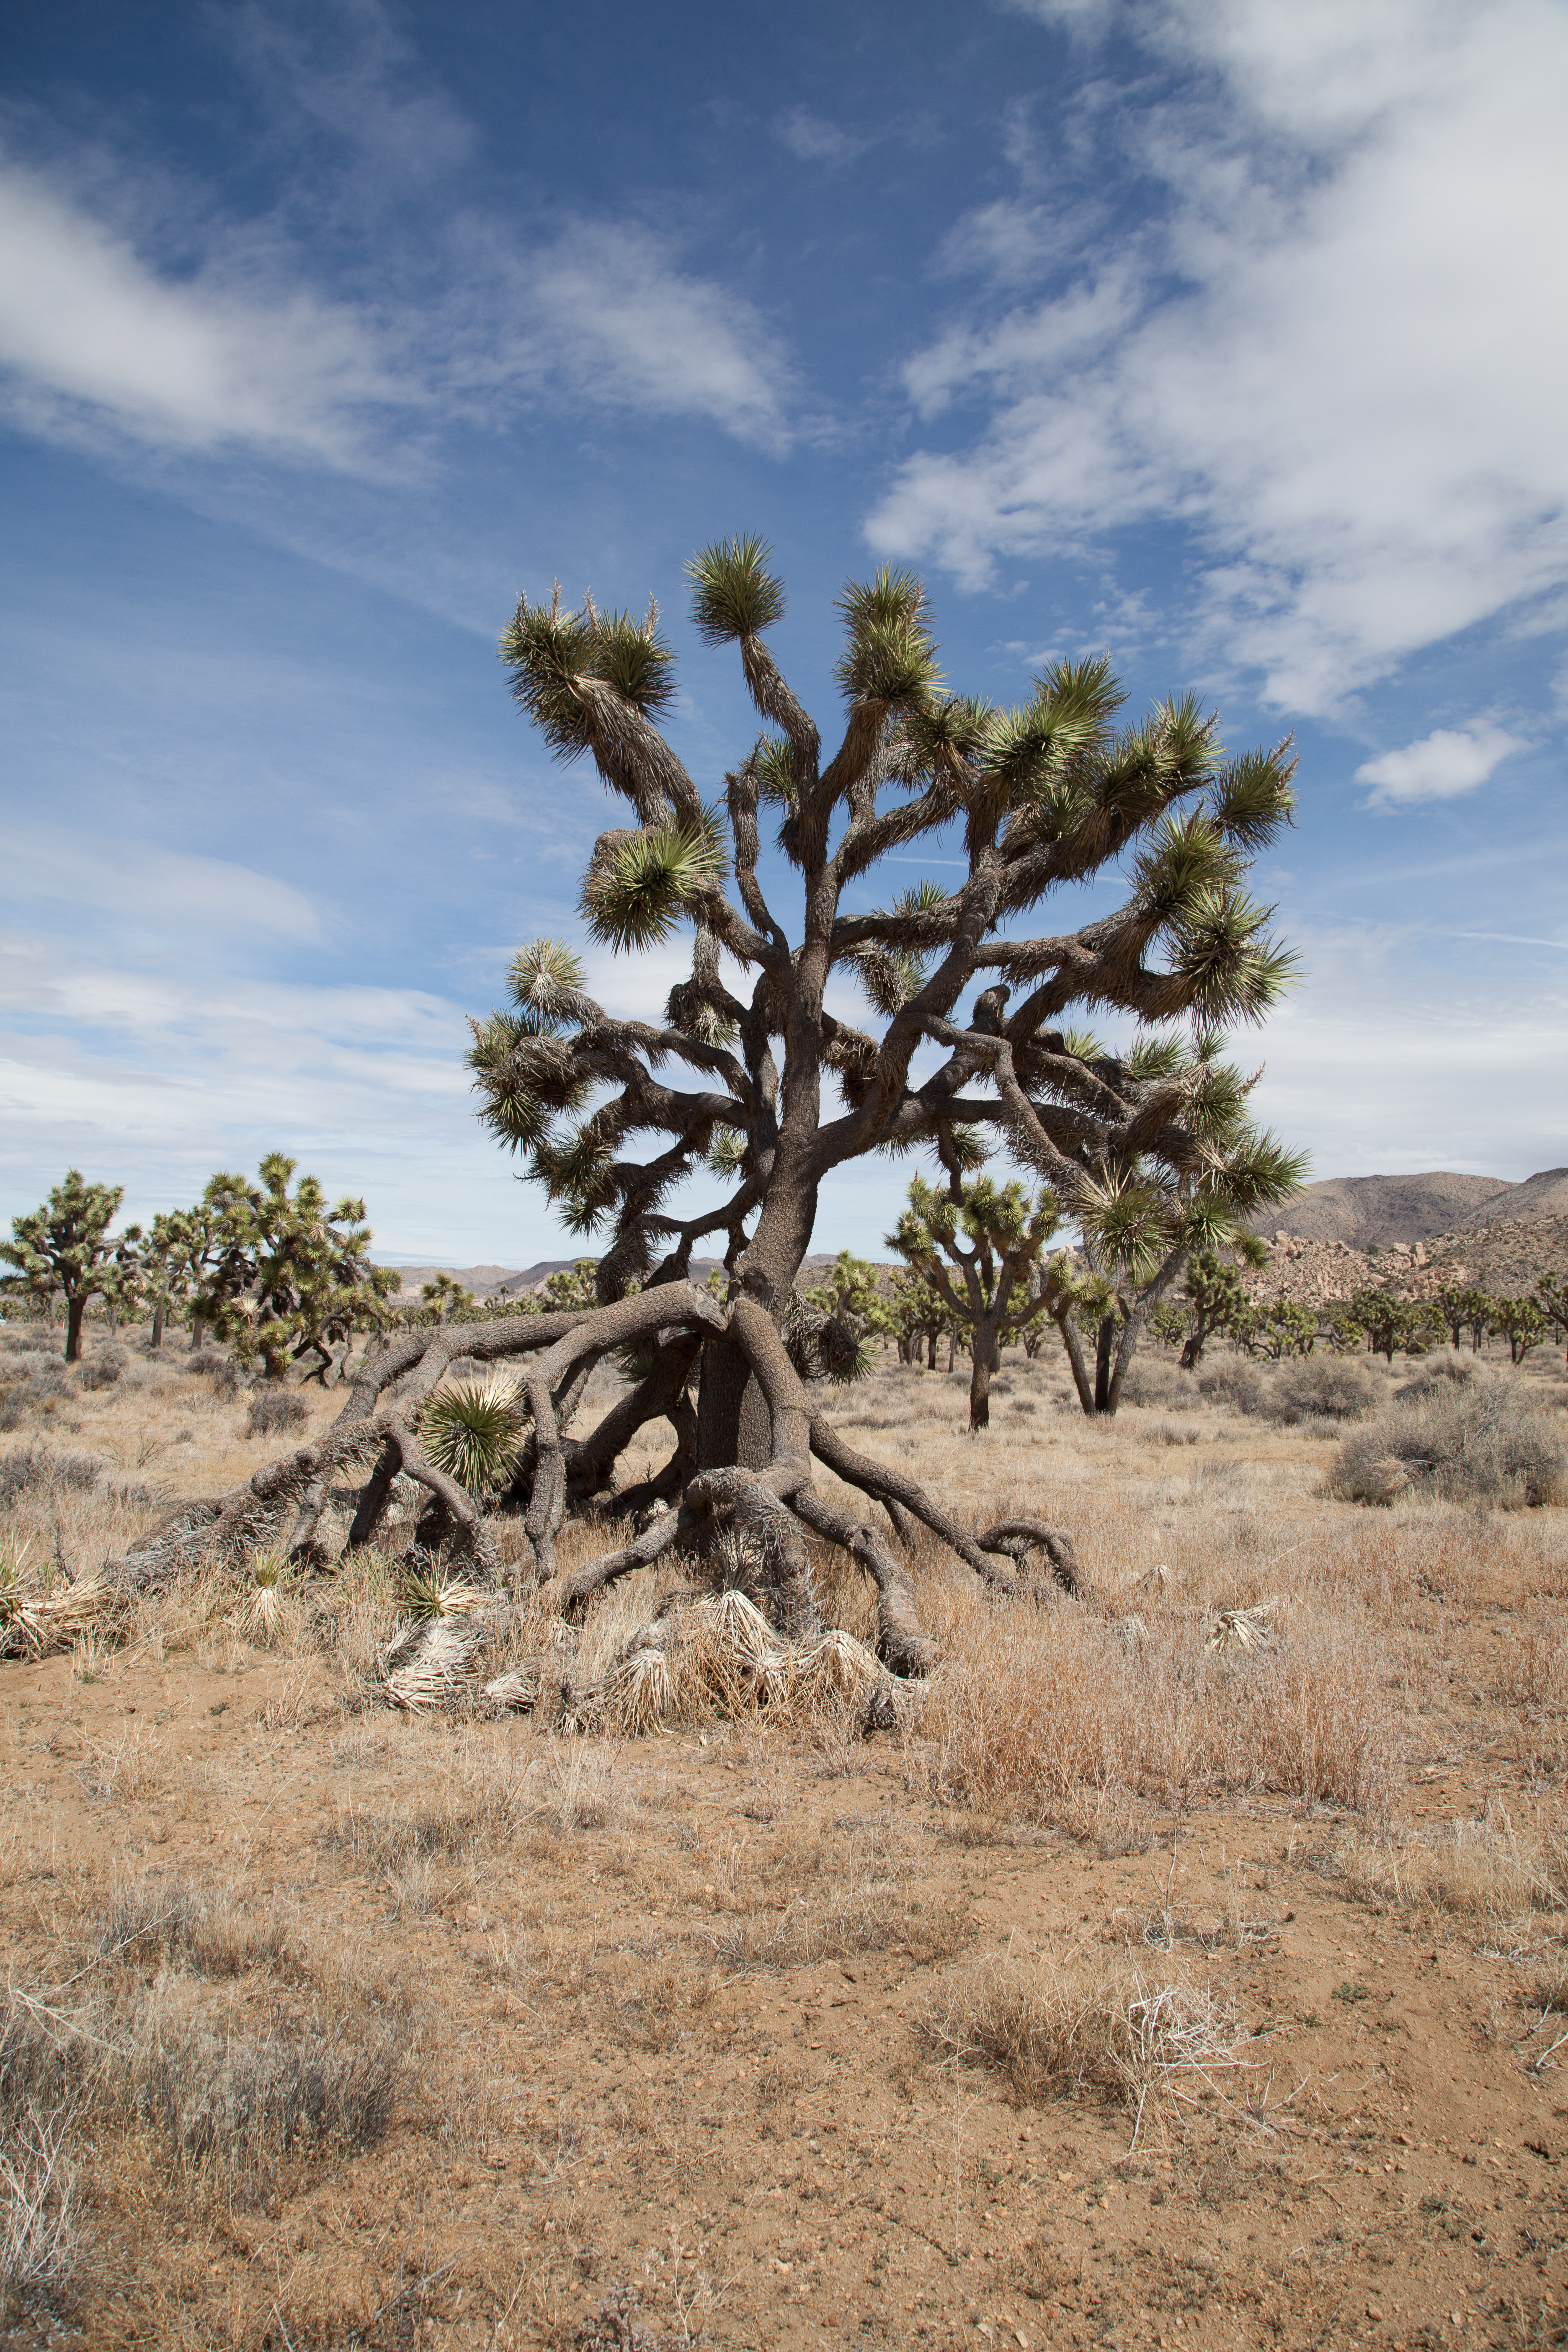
[869,0,1568,714]
[1355,724,1526,808]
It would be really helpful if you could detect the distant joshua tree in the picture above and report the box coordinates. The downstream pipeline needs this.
[117,542,1303,1672]
[1,1170,138,1362]
[888,1152,1064,1430]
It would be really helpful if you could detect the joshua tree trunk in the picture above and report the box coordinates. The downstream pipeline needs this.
[968,1323,1001,1431]
[64,1296,85,1363]
[151,1302,165,1349]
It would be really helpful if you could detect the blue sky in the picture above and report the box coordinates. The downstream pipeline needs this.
[2,0,1564,1263]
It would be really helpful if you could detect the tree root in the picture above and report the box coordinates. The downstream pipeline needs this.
[88,1282,1088,1706]
[972,1518,1094,1604]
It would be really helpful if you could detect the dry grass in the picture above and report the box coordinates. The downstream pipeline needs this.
[9,1321,1568,2347]
[1329,1364,1568,1509]
[916,1944,1246,2145]
[910,1579,1398,1823]
[1,1866,402,2221]
[709,1866,969,1972]
[0,2101,79,2298]
[1337,1803,1568,1926]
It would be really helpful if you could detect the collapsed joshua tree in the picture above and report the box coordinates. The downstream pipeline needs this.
[109,539,1301,1687]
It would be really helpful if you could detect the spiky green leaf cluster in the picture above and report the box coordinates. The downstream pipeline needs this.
[419,1375,529,1495]
[581,814,727,952]
[834,567,944,709]
[686,536,787,643]
[500,590,676,761]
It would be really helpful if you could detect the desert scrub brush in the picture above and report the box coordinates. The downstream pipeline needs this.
[240,1552,289,1646]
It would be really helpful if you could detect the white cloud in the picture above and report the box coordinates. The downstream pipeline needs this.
[6,834,323,941]
[500,222,790,452]
[0,931,545,1259]
[869,0,1568,713]
[1354,724,1526,808]
[774,109,868,166]
[0,159,407,464]
[0,155,792,469]
[1243,921,1568,1181]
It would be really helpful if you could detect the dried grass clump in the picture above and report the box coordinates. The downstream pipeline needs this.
[124,1981,397,2192]
[0,2102,79,2296]
[1329,1368,1568,1509]
[75,1350,125,1392]
[1119,1357,1201,1411]
[917,1947,1244,2142]
[1197,1358,1268,1416]
[245,1387,308,1439]
[98,1874,292,1978]
[3,1907,397,2210]
[1338,1807,1568,1924]
[916,1589,1396,1821]
[712,1868,968,1971]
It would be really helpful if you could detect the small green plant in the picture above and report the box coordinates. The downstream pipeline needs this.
[1332,1980,1371,2004]
[418,1374,528,1493]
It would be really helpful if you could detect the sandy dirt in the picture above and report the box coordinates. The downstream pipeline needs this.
[3,1330,1568,2351]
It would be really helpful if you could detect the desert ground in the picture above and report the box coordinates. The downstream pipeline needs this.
[4,1325,1568,2351]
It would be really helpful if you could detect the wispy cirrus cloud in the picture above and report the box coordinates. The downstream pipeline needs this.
[773,108,871,167]
[869,0,1568,715]
[7,833,324,942]
[0,50,794,475]
[0,160,409,465]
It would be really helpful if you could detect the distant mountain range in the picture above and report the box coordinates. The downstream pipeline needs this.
[384,1252,847,1301]
[1246,1168,1568,1250]
[386,1173,1568,1302]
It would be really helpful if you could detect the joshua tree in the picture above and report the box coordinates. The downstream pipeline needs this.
[540,1259,606,1312]
[1030,1036,1303,1415]
[1490,1295,1547,1365]
[194,1155,397,1380]
[1175,1244,1254,1369]
[423,1271,478,1323]
[1351,1288,1442,1364]
[111,542,1302,1677]
[888,1151,1063,1429]
[1,1171,137,1362]
[1538,1273,1568,1367]
[877,1266,954,1368]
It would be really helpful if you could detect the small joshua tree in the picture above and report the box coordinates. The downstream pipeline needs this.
[113,541,1305,1679]
[1175,1244,1255,1369]
[1031,1036,1305,1415]
[888,1147,1063,1429]
[1,1171,138,1362]
[423,1271,478,1323]
[877,1266,954,1368]
[1490,1295,1547,1365]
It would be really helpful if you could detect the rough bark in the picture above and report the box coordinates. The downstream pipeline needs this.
[107,1272,1090,1696]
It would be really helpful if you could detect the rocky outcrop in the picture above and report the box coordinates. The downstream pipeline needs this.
[1249,1214,1568,1311]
